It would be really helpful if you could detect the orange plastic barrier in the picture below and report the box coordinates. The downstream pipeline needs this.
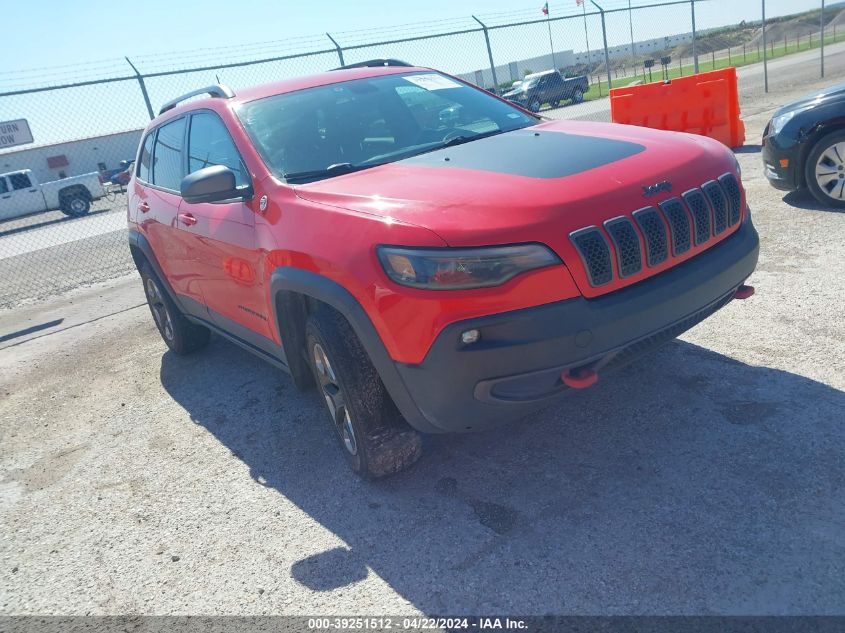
[609,67,745,148]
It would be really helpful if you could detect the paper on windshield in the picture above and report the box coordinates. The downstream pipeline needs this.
[403,74,462,91]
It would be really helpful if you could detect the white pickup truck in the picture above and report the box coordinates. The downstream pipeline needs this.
[0,169,106,222]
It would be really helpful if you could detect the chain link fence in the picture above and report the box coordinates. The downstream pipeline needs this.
[0,0,837,308]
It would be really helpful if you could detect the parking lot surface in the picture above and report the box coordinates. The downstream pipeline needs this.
[1,75,844,616]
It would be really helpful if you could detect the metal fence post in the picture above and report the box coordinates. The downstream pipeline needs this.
[472,16,500,92]
[125,57,154,121]
[590,1,613,90]
[691,0,699,74]
[762,0,768,92]
[821,0,826,77]
[326,33,345,67]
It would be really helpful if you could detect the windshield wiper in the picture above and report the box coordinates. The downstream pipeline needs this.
[283,162,365,183]
[438,129,505,149]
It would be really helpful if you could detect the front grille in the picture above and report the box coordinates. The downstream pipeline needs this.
[702,180,728,235]
[658,198,692,256]
[570,227,613,286]
[603,217,642,278]
[718,172,742,226]
[682,189,712,246]
[632,207,668,267]
[568,173,742,288]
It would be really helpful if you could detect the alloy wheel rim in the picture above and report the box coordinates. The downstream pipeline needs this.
[71,198,85,213]
[815,142,845,200]
[145,278,174,342]
[312,343,358,455]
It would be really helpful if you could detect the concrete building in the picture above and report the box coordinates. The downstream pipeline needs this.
[0,129,142,183]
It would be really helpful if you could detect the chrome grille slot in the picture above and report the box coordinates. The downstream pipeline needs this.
[603,217,642,278]
[658,197,692,256]
[570,227,614,286]
[682,188,712,246]
[632,207,668,267]
[702,180,728,235]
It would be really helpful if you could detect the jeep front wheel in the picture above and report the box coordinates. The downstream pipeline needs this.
[305,307,422,479]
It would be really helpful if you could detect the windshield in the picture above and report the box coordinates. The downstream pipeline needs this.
[522,76,541,88]
[235,71,538,183]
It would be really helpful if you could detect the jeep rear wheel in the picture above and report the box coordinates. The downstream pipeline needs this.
[139,263,210,355]
[529,98,542,113]
[305,307,422,479]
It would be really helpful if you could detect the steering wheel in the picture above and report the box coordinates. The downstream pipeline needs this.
[441,129,466,143]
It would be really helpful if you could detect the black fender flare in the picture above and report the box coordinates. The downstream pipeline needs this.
[128,228,185,312]
[269,267,439,433]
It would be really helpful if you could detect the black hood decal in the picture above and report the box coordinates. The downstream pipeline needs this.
[400,129,646,179]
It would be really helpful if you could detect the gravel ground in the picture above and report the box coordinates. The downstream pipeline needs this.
[1,75,844,617]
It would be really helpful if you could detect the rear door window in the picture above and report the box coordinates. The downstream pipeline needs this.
[137,132,155,183]
[187,112,249,187]
[151,118,186,191]
[0,178,8,194]
[9,172,32,190]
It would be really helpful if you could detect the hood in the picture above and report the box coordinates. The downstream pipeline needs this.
[774,80,845,116]
[294,120,740,296]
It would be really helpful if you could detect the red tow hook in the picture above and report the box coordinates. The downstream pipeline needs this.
[562,367,599,389]
[735,284,755,300]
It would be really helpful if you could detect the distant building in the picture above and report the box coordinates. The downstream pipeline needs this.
[0,129,142,183]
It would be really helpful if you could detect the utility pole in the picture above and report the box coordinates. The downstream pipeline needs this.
[762,0,768,92]
[691,0,699,73]
[629,0,636,64]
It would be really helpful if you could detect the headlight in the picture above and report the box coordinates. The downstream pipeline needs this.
[377,244,561,290]
[769,107,808,136]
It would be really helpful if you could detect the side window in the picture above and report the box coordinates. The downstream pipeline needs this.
[187,112,248,187]
[9,173,32,190]
[0,178,8,194]
[151,117,186,191]
[137,132,154,183]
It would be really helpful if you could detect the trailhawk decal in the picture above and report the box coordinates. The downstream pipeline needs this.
[401,130,645,179]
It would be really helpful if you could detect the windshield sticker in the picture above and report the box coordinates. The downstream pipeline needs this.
[403,74,462,91]
[506,113,522,118]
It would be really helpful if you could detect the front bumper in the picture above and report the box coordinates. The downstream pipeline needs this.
[393,213,759,433]
[762,130,801,191]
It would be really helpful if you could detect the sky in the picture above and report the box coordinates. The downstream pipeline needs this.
[0,0,829,148]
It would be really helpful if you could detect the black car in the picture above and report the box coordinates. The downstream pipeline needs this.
[762,81,845,207]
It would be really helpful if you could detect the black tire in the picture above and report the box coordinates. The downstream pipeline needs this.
[529,98,542,113]
[60,193,91,217]
[139,262,210,355]
[805,130,845,209]
[571,89,585,104]
[549,99,560,109]
[305,307,422,479]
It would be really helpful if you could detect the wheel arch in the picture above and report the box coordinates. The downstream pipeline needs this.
[57,183,93,201]
[269,267,436,432]
[798,118,845,189]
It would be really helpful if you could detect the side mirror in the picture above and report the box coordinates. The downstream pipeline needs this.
[180,165,250,204]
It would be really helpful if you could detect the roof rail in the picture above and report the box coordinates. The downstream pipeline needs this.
[158,84,235,115]
[332,59,413,71]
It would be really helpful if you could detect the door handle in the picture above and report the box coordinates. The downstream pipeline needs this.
[1,195,10,199]
[178,212,198,226]
[28,189,37,193]
[138,201,150,213]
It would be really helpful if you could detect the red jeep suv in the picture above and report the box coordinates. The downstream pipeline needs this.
[128,62,759,478]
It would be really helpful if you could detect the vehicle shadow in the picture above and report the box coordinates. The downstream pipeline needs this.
[734,144,762,154]
[782,188,845,213]
[159,336,845,614]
